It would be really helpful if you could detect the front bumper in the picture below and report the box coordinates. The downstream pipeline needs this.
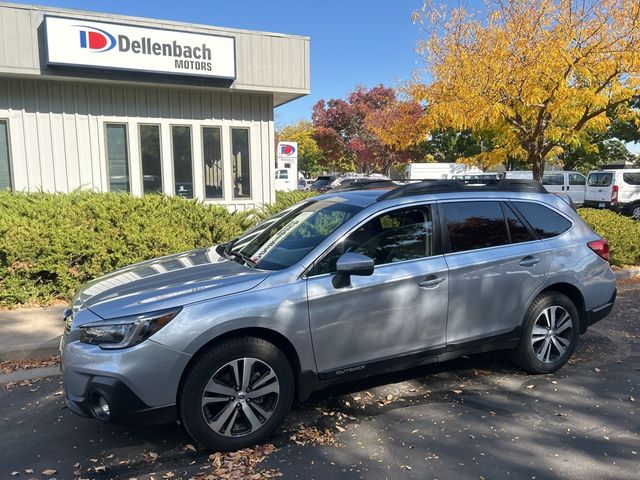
[65,375,176,425]
[62,334,191,425]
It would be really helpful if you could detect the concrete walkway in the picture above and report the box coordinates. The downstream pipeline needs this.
[0,305,65,361]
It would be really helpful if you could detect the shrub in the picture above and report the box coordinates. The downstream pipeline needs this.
[0,192,254,307]
[255,190,318,220]
[578,208,640,267]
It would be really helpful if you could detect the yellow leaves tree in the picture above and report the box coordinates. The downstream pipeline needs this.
[412,0,640,179]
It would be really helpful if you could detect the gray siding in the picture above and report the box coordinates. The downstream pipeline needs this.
[0,77,275,210]
[0,2,310,105]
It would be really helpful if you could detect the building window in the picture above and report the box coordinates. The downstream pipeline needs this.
[0,120,12,191]
[139,125,162,194]
[202,127,223,199]
[105,124,130,192]
[232,128,251,199]
[172,126,193,198]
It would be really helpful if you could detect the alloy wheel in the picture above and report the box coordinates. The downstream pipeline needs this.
[201,357,280,437]
[632,206,640,221]
[531,305,573,363]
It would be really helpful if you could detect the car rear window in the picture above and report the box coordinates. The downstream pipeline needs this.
[623,172,640,185]
[587,172,613,186]
[442,201,509,253]
[512,201,572,239]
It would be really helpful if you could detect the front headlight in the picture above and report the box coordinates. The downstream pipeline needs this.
[79,308,181,349]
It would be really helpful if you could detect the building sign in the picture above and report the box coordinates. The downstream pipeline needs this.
[45,16,236,79]
[277,142,297,159]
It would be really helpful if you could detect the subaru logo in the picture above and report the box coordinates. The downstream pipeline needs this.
[76,25,116,52]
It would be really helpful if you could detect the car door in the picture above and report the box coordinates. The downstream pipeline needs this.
[306,204,449,376]
[567,172,586,205]
[586,172,614,205]
[441,200,549,345]
[542,172,564,195]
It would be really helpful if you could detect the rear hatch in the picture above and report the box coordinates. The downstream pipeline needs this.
[585,172,614,203]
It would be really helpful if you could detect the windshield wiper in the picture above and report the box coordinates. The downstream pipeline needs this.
[227,249,257,267]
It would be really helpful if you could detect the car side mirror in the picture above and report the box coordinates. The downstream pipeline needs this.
[332,252,374,288]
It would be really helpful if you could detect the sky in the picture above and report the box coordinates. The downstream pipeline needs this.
[14,0,431,127]
[10,0,639,153]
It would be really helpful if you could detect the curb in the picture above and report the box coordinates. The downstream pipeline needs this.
[0,366,60,384]
[0,342,60,362]
[614,267,640,281]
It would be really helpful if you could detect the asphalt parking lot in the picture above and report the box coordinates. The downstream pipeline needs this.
[1,281,638,480]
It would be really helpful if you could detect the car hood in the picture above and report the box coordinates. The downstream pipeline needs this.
[75,247,270,319]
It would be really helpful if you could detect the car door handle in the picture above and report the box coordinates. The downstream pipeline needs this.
[519,256,541,267]
[418,275,446,288]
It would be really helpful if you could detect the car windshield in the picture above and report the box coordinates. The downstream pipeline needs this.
[229,199,363,271]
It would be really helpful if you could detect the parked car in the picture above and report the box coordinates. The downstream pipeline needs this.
[504,171,586,206]
[61,179,616,451]
[584,169,640,219]
[309,175,338,191]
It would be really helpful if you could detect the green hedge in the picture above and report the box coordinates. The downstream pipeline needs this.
[0,191,637,308]
[0,192,255,307]
[578,208,640,267]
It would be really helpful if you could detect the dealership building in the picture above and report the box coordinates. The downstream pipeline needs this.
[0,2,310,209]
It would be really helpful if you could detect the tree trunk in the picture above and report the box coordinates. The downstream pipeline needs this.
[529,153,545,182]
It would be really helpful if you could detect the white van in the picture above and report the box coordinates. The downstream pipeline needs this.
[504,171,587,205]
[274,169,296,192]
[585,169,640,219]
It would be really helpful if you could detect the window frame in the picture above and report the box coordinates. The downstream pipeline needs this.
[170,124,195,198]
[230,126,252,200]
[0,119,14,191]
[202,125,224,200]
[305,201,442,279]
[104,123,131,193]
[138,123,164,195]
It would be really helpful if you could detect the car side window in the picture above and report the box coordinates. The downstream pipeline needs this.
[512,201,572,239]
[623,172,640,185]
[442,201,510,253]
[503,203,535,243]
[542,174,564,186]
[569,173,586,186]
[309,206,433,276]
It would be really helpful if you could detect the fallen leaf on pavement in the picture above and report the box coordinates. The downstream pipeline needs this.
[42,469,57,476]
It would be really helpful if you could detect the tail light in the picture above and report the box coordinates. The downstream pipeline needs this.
[611,185,618,204]
[588,238,610,262]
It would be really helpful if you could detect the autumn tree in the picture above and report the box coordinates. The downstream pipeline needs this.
[412,0,640,180]
[312,85,417,173]
[277,121,324,175]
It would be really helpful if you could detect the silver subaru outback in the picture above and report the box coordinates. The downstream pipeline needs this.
[60,179,616,450]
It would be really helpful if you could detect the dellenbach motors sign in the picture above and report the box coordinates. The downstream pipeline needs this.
[45,16,236,79]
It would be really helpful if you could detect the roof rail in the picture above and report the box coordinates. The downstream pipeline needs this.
[331,179,399,191]
[378,179,547,201]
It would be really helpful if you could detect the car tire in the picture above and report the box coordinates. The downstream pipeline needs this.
[513,292,579,374]
[628,203,640,221]
[179,336,294,451]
